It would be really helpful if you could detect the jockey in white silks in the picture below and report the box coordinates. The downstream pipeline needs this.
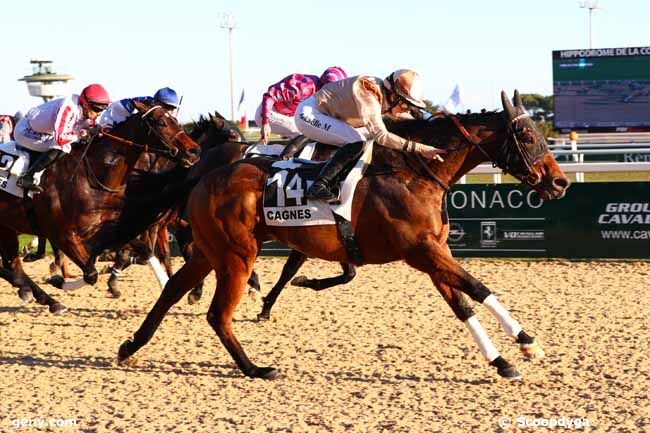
[97,87,180,129]
[254,67,347,159]
[293,69,446,202]
[13,84,111,193]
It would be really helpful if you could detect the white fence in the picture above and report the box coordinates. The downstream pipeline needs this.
[462,134,650,184]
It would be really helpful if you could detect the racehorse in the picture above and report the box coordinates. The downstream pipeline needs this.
[161,112,355,306]
[117,91,570,380]
[0,101,200,313]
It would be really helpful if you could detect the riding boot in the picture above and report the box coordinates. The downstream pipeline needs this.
[279,135,310,160]
[16,148,63,193]
[305,141,365,202]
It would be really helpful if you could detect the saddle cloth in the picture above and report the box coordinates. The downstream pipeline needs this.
[262,140,373,227]
[0,141,44,198]
[244,141,316,160]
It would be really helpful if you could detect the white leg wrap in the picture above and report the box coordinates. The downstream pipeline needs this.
[111,268,121,277]
[62,279,86,292]
[464,315,500,362]
[483,294,522,339]
[148,256,169,289]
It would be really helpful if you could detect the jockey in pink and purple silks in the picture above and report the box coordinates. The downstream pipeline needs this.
[254,66,347,158]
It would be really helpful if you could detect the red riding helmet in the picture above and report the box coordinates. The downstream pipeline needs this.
[79,84,111,107]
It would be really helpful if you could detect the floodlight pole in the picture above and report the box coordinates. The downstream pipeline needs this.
[220,13,238,121]
[578,1,603,49]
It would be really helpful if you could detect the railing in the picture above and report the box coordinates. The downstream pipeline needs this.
[460,136,650,184]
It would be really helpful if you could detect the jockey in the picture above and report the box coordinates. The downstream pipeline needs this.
[98,87,180,129]
[255,66,347,158]
[294,69,446,202]
[14,84,111,193]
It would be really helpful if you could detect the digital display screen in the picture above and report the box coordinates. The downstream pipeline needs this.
[552,47,650,130]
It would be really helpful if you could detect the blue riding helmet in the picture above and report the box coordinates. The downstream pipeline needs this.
[153,87,180,108]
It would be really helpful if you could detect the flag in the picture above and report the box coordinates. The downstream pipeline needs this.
[443,84,464,113]
[239,111,247,130]
[237,89,245,112]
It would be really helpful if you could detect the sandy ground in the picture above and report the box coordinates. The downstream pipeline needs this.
[1,257,649,433]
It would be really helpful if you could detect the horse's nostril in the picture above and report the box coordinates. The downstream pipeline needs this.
[187,147,199,156]
[553,177,570,190]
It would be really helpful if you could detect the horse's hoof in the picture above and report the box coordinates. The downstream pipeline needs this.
[49,262,62,275]
[187,292,201,305]
[256,311,270,321]
[248,366,279,379]
[18,287,35,303]
[520,342,545,359]
[117,341,136,366]
[108,288,121,299]
[49,303,68,315]
[247,288,261,302]
[46,275,65,289]
[490,356,522,380]
[291,276,308,286]
[498,366,522,380]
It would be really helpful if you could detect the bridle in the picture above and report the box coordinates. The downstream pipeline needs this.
[448,113,544,186]
[70,106,191,193]
[98,105,189,160]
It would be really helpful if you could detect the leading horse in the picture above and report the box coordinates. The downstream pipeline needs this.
[118,91,570,380]
[0,101,200,313]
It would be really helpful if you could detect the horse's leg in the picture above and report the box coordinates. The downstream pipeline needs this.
[0,229,67,314]
[117,250,212,365]
[292,262,357,290]
[45,233,98,290]
[57,249,73,279]
[155,225,173,277]
[23,235,46,262]
[258,249,308,321]
[206,252,277,379]
[175,226,204,305]
[406,242,537,379]
[107,249,131,298]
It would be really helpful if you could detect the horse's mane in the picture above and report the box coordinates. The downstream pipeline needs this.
[188,111,244,146]
[383,110,503,149]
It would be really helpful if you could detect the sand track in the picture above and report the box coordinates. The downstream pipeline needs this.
[1,258,648,432]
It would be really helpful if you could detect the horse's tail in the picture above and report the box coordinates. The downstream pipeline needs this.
[93,175,201,254]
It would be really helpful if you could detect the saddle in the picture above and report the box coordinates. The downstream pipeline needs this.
[0,141,44,198]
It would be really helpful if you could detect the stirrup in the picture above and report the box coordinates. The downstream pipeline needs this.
[17,176,43,193]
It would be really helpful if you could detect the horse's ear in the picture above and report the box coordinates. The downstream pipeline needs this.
[501,90,516,120]
[212,115,226,129]
[514,89,524,109]
[132,100,149,113]
[213,110,226,120]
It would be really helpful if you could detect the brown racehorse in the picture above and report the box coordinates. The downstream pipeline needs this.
[118,91,570,380]
[0,101,199,313]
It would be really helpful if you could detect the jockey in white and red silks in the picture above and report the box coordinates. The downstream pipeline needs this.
[255,66,347,158]
[13,84,111,193]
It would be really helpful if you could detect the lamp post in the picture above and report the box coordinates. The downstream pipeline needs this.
[578,1,603,49]
[220,13,237,121]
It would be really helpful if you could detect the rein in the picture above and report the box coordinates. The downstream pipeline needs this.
[99,130,182,159]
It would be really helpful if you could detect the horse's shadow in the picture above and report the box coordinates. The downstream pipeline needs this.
[325,369,492,386]
[0,351,241,379]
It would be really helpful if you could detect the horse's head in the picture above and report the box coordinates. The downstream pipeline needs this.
[130,100,201,167]
[497,90,570,200]
[190,111,244,150]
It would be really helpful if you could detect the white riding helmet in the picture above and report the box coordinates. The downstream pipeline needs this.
[383,69,426,109]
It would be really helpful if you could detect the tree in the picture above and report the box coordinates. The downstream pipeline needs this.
[520,93,554,121]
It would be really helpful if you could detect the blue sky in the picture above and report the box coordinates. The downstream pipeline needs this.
[2,0,648,122]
